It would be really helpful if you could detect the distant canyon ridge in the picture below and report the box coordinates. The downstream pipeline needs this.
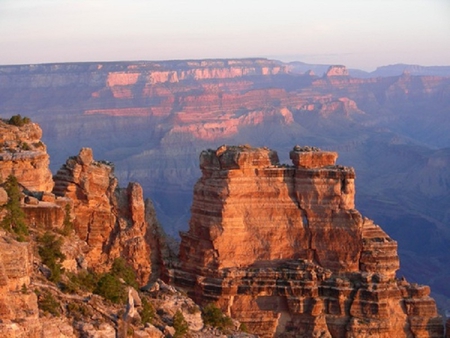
[0,58,449,310]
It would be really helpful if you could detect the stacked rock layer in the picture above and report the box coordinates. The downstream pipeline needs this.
[0,119,53,192]
[53,148,163,285]
[175,145,443,337]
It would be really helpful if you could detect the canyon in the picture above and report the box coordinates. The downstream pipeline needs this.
[0,58,449,315]
[0,115,448,336]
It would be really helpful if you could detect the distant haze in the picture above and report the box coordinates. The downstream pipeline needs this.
[0,0,449,70]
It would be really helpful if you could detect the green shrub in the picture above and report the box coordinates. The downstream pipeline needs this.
[239,322,248,333]
[173,310,189,337]
[65,270,99,293]
[38,291,60,316]
[37,232,66,283]
[67,302,91,320]
[111,257,138,288]
[140,298,155,325]
[8,114,31,127]
[58,204,73,236]
[21,283,28,294]
[94,273,127,304]
[202,303,233,332]
[19,141,31,151]
[33,141,44,149]
[1,175,28,240]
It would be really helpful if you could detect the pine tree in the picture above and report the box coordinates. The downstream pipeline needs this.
[173,310,189,337]
[1,175,28,240]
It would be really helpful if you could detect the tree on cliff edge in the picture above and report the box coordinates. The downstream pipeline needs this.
[1,175,28,240]
[7,114,31,127]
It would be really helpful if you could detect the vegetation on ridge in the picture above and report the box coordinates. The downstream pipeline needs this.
[202,303,233,332]
[37,231,66,283]
[94,257,138,304]
[6,114,31,127]
[1,175,28,241]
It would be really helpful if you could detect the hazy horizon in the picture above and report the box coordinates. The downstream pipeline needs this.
[1,0,449,71]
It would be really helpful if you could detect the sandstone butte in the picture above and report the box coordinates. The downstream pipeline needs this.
[173,144,445,337]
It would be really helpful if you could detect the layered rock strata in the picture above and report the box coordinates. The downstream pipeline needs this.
[175,145,443,337]
[0,119,53,192]
[0,232,74,337]
[53,148,164,285]
[0,117,70,232]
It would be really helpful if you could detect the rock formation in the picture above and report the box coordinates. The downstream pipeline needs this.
[0,117,70,234]
[0,118,53,192]
[174,145,443,337]
[52,148,165,285]
[0,232,74,337]
[325,65,349,77]
[0,120,181,337]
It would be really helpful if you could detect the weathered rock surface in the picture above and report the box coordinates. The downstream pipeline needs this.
[0,232,75,337]
[0,119,53,192]
[52,148,164,285]
[174,145,443,337]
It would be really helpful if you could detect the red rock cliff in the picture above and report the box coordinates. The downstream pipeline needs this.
[53,148,164,285]
[175,145,443,337]
[0,119,53,192]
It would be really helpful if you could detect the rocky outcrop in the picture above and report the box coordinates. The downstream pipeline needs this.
[325,65,349,77]
[0,119,53,192]
[52,148,164,285]
[0,232,74,337]
[174,145,443,337]
[0,117,71,232]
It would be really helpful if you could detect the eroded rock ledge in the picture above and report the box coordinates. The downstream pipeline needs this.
[173,145,443,337]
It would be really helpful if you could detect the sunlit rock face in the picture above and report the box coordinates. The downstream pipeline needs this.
[0,119,53,192]
[174,145,443,338]
[0,234,75,337]
[52,148,164,285]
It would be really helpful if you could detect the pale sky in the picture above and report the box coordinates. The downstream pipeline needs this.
[0,0,449,70]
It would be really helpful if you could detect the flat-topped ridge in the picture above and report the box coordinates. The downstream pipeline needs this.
[199,144,340,170]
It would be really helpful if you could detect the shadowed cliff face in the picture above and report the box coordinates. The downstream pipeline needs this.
[0,59,449,309]
[174,145,443,337]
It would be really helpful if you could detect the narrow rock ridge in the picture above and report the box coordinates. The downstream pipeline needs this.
[173,144,443,337]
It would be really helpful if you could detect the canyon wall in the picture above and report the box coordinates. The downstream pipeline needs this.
[0,59,449,311]
[174,145,443,337]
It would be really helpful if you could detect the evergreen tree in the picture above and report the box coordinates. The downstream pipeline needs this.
[111,257,138,288]
[1,175,28,240]
[38,231,66,282]
[173,310,189,337]
[59,204,73,236]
